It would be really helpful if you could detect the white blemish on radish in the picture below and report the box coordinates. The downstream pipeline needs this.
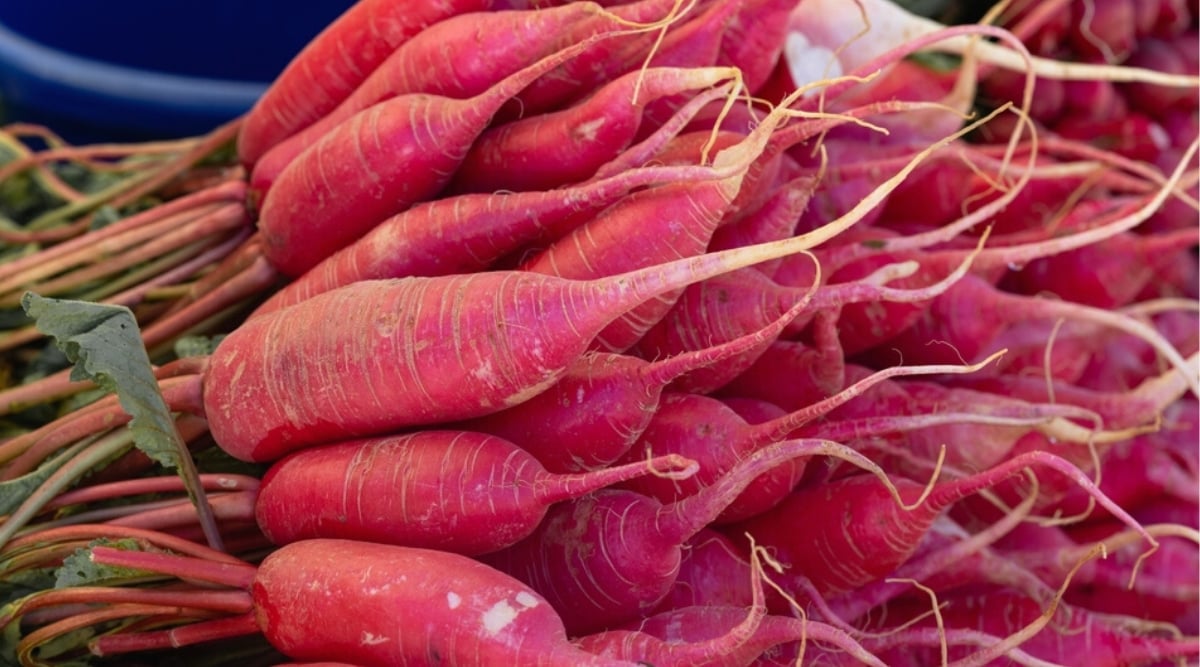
[515,592,539,608]
[482,600,518,635]
[447,591,462,609]
[575,118,606,143]
[361,632,390,646]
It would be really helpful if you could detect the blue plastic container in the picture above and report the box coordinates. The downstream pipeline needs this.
[0,2,354,143]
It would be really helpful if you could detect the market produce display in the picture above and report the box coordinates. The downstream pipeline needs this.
[0,0,1197,665]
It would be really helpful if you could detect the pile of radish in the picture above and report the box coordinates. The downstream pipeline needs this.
[0,0,1197,665]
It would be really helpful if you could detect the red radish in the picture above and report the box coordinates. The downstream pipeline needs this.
[1003,228,1200,309]
[481,438,896,634]
[85,540,644,666]
[828,494,1043,623]
[252,430,695,554]
[449,66,740,194]
[731,449,1156,597]
[255,35,613,277]
[1068,0,1138,63]
[656,529,757,611]
[235,0,491,167]
[508,0,724,115]
[705,174,818,275]
[716,0,803,92]
[716,316,846,412]
[997,523,1200,624]
[570,538,772,667]
[1122,35,1198,112]
[610,0,742,131]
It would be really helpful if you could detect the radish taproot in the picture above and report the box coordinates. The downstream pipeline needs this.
[83,540,647,666]
[252,430,696,554]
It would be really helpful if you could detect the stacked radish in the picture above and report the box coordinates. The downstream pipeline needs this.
[0,1,1197,666]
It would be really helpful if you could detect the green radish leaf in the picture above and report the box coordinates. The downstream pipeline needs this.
[20,294,177,469]
[174,334,225,359]
[54,540,144,588]
[20,293,224,551]
[0,568,56,610]
[0,444,81,516]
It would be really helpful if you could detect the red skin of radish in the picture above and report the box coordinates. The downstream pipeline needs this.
[1044,399,1199,521]
[875,150,1087,236]
[508,0,715,116]
[630,270,808,393]
[654,529,757,612]
[614,392,809,522]
[1060,78,1128,123]
[716,318,846,412]
[454,351,688,473]
[449,67,736,194]
[1052,111,1173,163]
[995,523,1200,627]
[638,130,785,223]
[480,439,839,634]
[706,174,817,276]
[1121,34,1198,112]
[256,38,605,278]
[1068,0,1138,63]
[253,430,694,555]
[252,539,640,666]
[715,0,803,92]
[235,0,491,167]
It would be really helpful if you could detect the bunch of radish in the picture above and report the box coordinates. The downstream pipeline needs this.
[0,0,1197,665]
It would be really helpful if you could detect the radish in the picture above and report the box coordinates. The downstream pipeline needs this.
[252,430,696,555]
[81,540,646,666]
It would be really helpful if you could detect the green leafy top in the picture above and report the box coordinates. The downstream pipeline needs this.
[20,293,224,551]
[21,294,179,469]
[54,539,147,588]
